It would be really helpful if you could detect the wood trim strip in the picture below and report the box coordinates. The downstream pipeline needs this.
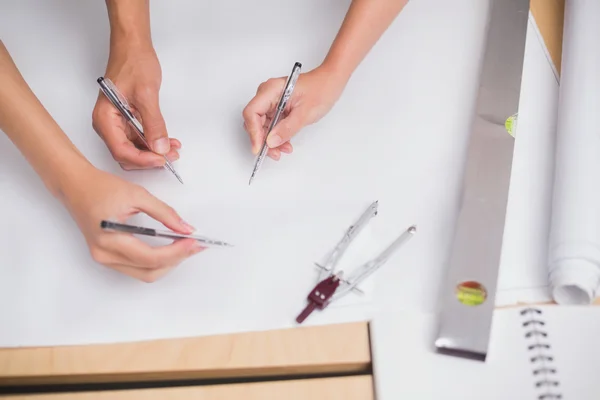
[0,376,375,400]
[0,322,370,386]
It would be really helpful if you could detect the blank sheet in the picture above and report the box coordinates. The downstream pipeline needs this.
[0,0,552,347]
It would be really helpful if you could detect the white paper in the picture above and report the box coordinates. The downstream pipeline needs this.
[547,0,600,304]
[494,16,560,306]
[371,306,600,400]
[0,0,496,347]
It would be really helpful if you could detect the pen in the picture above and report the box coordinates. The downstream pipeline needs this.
[96,77,184,184]
[248,62,302,185]
[100,220,233,247]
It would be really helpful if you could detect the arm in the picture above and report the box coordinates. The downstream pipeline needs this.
[106,0,153,52]
[322,0,410,83]
[0,40,202,282]
[0,41,92,200]
[92,0,181,171]
[243,0,409,159]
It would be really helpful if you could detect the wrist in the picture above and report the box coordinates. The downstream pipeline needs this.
[318,58,353,88]
[43,147,96,204]
[109,34,154,64]
[315,61,352,92]
[106,1,153,56]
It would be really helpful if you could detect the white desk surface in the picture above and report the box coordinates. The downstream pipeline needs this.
[0,0,558,397]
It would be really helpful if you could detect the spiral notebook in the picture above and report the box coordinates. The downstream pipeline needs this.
[371,305,600,399]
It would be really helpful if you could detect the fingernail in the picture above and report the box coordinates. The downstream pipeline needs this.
[153,138,170,154]
[191,242,205,254]
[180,220,195,233]
[267,134,282,148]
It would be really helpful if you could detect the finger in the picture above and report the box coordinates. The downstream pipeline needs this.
[243,82,281,154]
[266,108,308,149]
[128,127,180,161]
[134,88,171,155]
[118,148,178,171]
[115,142,168,168]
[267,148,281,161]
[170,138,182,149]
[134,189,196,234]
[106,234,204,269]
[94,102,165,168]
[93,99,163,166]
[166,149,180,162]
[108,262,176,283]
[279,142,293,154]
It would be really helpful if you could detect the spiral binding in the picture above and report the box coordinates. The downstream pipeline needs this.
[520,307,562,399]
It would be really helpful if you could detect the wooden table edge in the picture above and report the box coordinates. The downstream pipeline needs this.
[0,375,375,400]
[0,322,371,387]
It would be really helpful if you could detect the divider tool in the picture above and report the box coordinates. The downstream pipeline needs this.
[296,201,416,323]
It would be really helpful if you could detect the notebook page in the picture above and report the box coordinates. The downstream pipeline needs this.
[371,306,600,399]
[541,306,600,398]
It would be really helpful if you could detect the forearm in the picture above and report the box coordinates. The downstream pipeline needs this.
[321,0,409,81]
[105,0,153,53]
[0,41,93,200]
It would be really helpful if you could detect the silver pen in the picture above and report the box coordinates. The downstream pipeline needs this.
[100,220,233,248]
[97,77,184,184]
[248,62,302,185]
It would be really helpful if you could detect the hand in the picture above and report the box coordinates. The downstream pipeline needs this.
[243,66,347,160]
[92,45,181,170]
[62,166,203,282]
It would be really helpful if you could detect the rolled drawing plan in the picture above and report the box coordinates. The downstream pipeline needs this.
[548,0,600,304]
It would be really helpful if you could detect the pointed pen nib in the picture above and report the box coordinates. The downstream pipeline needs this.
[248,174,255,185]
[166,163,184,184]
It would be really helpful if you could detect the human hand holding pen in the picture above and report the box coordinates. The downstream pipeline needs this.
[63,168,204,282]
[0,40,202,283]
[93,0,180,170]
[243,0,409,160]
[243,66,346,161]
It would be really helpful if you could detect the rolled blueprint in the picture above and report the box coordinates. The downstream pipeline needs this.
[548,0,600,304]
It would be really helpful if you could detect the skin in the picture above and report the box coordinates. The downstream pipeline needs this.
[1,0,408,282]
[93,0,180,170]
[0,41,204,283]
[243,0,410,160]
[93,0,409,166]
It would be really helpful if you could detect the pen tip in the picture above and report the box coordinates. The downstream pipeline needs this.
[408,225,417,234]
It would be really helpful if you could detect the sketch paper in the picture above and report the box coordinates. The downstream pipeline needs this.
[0,0,558,347]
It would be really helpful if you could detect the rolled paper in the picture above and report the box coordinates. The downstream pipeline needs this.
[548,0,600,305]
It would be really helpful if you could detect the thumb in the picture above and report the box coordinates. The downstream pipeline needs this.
[266,108,308,148]
[135,189,195,234]
[135,91,170,155]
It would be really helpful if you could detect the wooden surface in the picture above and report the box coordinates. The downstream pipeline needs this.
[0,322,370,386]
[531,0,565,75]
[0,376,374,400]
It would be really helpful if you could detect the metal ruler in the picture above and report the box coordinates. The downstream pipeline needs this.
[434,0,530,361]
